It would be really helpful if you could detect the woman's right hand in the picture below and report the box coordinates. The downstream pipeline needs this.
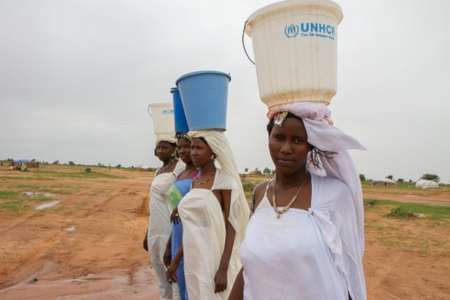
[166,263,179,284]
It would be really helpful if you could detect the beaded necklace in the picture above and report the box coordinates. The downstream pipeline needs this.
[195,171,216,185]
[272,174,308,219]
[158,158,175,175]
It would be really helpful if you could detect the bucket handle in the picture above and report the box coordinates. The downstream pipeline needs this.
[242,20,255,65]
[147,104,152,117]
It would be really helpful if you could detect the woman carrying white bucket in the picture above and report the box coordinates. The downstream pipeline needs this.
[229,103,367,300]
[230,1,366,298]
[144,102,184,300]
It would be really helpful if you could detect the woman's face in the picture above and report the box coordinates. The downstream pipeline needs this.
[155,141,175,162]
[190,138,214,168]
[269,116,310,175]
[177,137,192,164]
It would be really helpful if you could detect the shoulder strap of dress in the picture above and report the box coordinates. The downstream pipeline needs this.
[264,179,272,194]
[191,169,200,179]
[251,179,272,213]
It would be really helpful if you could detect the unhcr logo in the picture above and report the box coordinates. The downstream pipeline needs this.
[284,22,336,40]
[162,109,174,115]
[284,24,299,38]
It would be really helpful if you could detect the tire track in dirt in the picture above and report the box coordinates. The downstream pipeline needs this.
[82,185,134,218]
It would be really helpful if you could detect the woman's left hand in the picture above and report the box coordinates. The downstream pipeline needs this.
[214,267,228,293]
[170,207,180,225]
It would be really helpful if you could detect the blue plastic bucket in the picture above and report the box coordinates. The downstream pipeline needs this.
[176,70,231,131]
[170,87,189,135]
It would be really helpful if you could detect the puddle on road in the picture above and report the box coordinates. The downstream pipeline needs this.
[35,201,60,210]
[65,226,76,232]
[23,192,56,197]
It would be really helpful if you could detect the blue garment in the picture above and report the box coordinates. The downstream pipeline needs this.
[168,171,198,300]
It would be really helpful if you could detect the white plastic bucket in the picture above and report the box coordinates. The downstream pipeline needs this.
[148,102,175,137]
[245,0,343,107]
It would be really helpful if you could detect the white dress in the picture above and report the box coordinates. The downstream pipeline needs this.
[177,169,249,300]
[240,174,366,300]
[147,160,184,300]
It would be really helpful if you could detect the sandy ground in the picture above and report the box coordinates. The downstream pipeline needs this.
[0,166,449,299]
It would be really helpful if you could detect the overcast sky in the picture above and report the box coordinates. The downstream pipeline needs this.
[1,0,449,183]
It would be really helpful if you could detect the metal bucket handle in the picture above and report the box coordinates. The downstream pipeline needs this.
[242,20,255,65]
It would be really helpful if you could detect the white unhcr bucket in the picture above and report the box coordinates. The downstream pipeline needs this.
[245,0,343,107]
[148,102,175,138]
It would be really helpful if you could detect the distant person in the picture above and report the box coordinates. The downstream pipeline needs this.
[229,102,367,300]
[144,136,184,300]
[166,130,250,299]
[164,134,199,300]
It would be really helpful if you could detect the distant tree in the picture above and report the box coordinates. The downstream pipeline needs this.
[263,167,271,176]
[53,160,59,165]
[69,161,75,165]
[245,168,249,173]
[116,164,121,169]
[421,174,440,182]
[386,175,394,180]
[359,174,366,181]
[398,178,404,183]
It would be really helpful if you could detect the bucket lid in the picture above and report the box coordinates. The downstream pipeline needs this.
[246,0,343,36]
[176,70,231,86]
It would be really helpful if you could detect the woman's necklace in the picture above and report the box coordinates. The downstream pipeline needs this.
[158,158,175,174]
[272,175,308,219]
[195,171,216,185]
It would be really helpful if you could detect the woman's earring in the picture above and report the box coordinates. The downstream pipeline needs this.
[211,154,215,160]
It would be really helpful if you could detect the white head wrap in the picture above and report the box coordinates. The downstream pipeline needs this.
[188,130,243,194]
[267,102,366,254]
[155,134,177,147]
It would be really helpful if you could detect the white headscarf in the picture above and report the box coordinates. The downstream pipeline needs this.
[155,134,177,146]
[267,102,366,254]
